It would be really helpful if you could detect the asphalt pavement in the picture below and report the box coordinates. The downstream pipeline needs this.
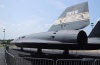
[0,47,5,65]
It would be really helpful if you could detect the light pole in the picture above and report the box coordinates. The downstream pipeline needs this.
[3,29,5,43]
[91,23,94,30]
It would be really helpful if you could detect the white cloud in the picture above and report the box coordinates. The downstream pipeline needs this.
[47,0,87,9]
[38,10,44,14]
[0,5,5,8]
[47,0,66,9]
[97,18,100,21]
[0,20,6,29]
[0,17,52,39]
[0,24,6,29]
[55,1,66,9]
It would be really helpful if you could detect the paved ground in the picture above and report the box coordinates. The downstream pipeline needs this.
[0,47,5,65]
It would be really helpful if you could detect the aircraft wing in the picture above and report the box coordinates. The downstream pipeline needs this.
[12,38,77,44]
[11,38,78,50]
[86,20,100,50]
[88,38,100,44]
[12,39,62,44]
[85,38,100,50]
[12,37,100,50]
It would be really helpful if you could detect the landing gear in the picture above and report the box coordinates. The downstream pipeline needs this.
[63,50,69,55]
[36,48,43,57]
[20,47,23,51]
[37,48,42,54]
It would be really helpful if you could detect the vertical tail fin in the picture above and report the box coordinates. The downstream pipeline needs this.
[48,2,90,31]
[89,20,100,37]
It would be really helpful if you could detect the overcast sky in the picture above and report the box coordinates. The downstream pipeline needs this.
[0,0,100,39]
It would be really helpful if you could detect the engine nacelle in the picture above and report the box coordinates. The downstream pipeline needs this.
[54,30,87,46]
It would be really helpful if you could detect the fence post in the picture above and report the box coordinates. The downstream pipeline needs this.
[6,45,9,51]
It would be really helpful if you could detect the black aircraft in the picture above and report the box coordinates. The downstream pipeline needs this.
[11,2,91,54]
[86,20,100,50]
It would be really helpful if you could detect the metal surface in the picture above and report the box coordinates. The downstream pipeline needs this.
[5,48,100,65]
[57,59,94,65]
[89,21,100,37]
[48,2,90,31]
[5,49,14,65]
[5,47,54,65]
[11,2,89,50]
[12,30,87,50]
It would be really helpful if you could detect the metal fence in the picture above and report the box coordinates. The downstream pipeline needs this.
[94,59,100,65]
[4,46,100,65]
[15,57,54,65]
[56,59,94,65]
[5,47,15,65]
[5,49,54,65]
